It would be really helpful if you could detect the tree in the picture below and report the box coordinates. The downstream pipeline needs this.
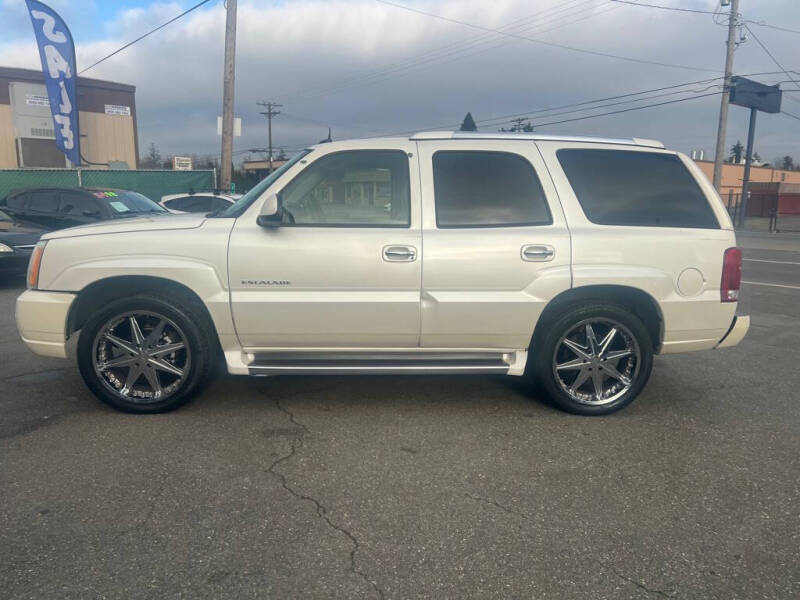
[782,155,794,170]
[141,142,162,168]
[500,118,533,132]
[729,140,744,163]
[459,112,477,132]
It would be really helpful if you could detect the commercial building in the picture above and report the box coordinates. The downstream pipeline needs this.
[0,67,139,169]
[694,159,800,205]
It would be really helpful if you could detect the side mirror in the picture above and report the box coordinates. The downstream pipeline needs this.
[257,194,281,227]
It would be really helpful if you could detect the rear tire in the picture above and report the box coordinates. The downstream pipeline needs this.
[77,292,215,413]
[532,302,654,416]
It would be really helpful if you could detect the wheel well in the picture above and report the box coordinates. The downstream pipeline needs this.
[531,285,664,351]
[67,275,217,339]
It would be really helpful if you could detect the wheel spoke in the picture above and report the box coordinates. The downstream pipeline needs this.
[99,355,138,371]
[563,338,591,360]
[604,349,632,362]
[556,357,586,371]
[104,333,137,355]
[591,367,604,401]
[602,362,631,385]
[144,319,167,347]
[120,365,142,395]
[142,367,163,399]
[148,356,184,377]
[570,366,591,392]
[598,328,617,356]
[129,316,145,346]
[148,342,185,357]
[585,324,599,355]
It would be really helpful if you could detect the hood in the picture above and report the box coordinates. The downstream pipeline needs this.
[0,229,44,248]
[41,213,207,240]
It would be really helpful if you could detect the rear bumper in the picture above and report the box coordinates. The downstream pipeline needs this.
[15,290,76,358]
[715,314,750,349]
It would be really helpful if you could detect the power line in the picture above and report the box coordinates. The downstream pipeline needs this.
[283,0,615,103]
[79,0,214,74]
[743,25,800,91]
[372,0,719,73]
[782,110,800,122]
[609,0,717,15]
[747,21,800,36]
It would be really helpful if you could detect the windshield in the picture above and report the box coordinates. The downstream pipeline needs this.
[90,190,167,216]
[217,149,312,218]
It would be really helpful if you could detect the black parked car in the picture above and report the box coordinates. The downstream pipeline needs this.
[0,187,167,231]
[0,209,48,275]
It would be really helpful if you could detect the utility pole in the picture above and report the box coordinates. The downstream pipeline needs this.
[712,0,740,192]
[257,101,282,173]
[219,0,238,191]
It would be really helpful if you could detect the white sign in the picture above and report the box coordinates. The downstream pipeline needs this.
[172,156,193,171]
[26,94,50,107]
[217,116,242,137]
[105,104,131,116]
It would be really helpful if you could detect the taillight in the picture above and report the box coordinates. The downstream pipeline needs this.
[27,241,46,290]
[721,247,742,302]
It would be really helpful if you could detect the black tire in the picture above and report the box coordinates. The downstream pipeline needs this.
[77,292,216,413]
[531,302,654,416]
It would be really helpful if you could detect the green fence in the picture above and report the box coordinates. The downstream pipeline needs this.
[0,168,216,203]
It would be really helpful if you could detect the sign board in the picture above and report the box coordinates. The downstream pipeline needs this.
[10,82,57,140]
[25,94,49,107]
[730,77,782,114]
[172,156,193,171]
[217,116,242,137]
[105,104,131,116]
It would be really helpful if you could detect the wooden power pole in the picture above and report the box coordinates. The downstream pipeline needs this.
[219,0,238,191]
[712,0,740,192]
[257,101,282,173]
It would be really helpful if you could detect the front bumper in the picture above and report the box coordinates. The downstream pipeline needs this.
[15,290,77,358]
[715,314,750,349]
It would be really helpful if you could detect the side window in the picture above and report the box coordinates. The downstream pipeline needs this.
[557,149,720,229]
[433,151,552,228]
[279,150,410,227]
[5,193,27,210]
[167,196,214,212]
[28,190,60,213]
[60,191,99,215]
[210,197,233,211]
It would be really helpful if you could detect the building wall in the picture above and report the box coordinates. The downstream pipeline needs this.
[80,112,137,167]
[695,160,800,202]
[0,105,16,167]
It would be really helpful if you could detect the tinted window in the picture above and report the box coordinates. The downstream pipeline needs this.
[280,150,410,227]
[433,151,551,228]
[165,196,214,212]
[88,190,165,215]
[4,193,27,210]
[28,190,60,213]
[60,191,100,215]
[557,149,719,229]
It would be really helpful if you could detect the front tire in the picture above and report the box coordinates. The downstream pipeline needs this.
[77,293,215,413]
[532,303,654,416]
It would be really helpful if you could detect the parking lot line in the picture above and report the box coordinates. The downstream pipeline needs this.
[741,280,800,290]
[743,259,800,266]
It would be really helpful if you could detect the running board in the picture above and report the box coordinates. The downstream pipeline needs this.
[247,352,511,376]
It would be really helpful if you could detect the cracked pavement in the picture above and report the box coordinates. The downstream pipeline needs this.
[1,237,799,598]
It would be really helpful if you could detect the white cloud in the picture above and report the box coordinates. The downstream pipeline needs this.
[1,0,798,160]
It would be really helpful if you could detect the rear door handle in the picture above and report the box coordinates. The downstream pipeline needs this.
[521,244,555,262]
[383,245,417,262]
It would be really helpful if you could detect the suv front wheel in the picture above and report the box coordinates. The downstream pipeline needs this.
[77,293,215,413]
[533,303,654,415]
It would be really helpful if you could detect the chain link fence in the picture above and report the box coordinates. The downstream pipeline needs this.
[0,168,217,204]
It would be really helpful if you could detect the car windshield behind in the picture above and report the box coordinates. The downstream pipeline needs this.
[90,190,167,216]
[217,150,311,218]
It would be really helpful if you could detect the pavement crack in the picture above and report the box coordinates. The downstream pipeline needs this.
[594,559,673,598]
[465,493,533,522]
[113,472,169,540]
[265,396,384,600]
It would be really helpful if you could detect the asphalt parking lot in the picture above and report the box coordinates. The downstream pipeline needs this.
[1,233,798,599]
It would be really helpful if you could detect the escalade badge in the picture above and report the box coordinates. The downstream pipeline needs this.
[241,280,291,286]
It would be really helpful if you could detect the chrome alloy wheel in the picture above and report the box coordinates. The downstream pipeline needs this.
[92,311,191,404]
[552,318,641,406]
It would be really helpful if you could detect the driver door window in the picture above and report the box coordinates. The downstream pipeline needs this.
[279,150,410,227]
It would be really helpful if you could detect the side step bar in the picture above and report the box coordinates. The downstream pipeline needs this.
[248,352,510,376]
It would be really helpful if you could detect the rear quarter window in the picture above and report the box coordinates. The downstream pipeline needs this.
[557,149,719,229]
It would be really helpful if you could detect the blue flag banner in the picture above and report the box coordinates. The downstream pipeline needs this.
[25,0,80,166]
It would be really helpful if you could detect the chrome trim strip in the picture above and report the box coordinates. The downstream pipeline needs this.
[249,364,510,376]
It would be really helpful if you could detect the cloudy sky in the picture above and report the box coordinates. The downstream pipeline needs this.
[1,0,798,163]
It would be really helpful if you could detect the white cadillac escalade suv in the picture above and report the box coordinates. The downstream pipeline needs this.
[15,132,749,415]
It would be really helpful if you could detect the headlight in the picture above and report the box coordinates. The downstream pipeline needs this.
[0,242,13,253]
[27,240,47,290]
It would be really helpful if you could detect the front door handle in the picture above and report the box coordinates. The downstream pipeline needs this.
[383,245,417,262]
[521,244,555,262]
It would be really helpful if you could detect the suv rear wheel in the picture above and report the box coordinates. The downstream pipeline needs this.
[533,303,654,415]
[77,293,214,413]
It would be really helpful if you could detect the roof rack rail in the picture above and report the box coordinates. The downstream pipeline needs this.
[408,131,664,149]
